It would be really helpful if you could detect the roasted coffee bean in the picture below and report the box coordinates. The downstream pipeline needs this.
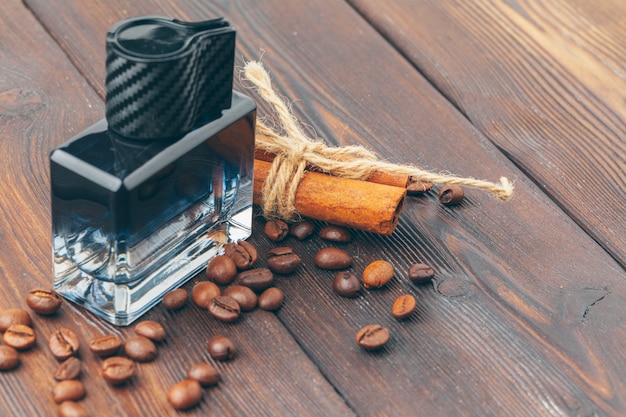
[0,308,32,332]
[288,220,315,240]
[3,324,36,350]
[264,219,289,241]
[319,225,351,242]
[406,178,433,195]
[392,294,416,320]
[362,260,394,289]
[207,335,236,361]
[223,285,257,311]
[408,263,435,284]
[314,248,352,270]
[0,345,20,371]
[52,380,85,404]
[191,281,221,308]
[266,247,301,274]
[258,288,284,311]
[26,288,62,315]
[356,324,390,351]
[206,255,238,285]
[88,335,122,357]
[134,320,166,342]
[208,296,240,323]
[167,379,203,410]
[187,363,221,387]
[54,357,81,381]
[124,335,157,362]
[49,328,80,361]
[58,401,90,417]
[332,271,361,298]
[224,240,258,270]
[235,268,274,293]
[438,184,464,205]
[162,288,188,310]
[101,356,134,385]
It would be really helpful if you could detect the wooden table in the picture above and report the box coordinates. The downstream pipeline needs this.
[1,0,624,415]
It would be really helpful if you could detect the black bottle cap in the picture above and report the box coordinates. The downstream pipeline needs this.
[105,16,236,140]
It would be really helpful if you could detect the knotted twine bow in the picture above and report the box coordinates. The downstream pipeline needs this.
[241,61,513,222]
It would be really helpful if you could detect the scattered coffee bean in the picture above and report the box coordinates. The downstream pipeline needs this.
[206,255,238,285]
[332,271,361,298]
[3,324,36,350]
[406,178,433,195]
[207,335,236,361]
[235,268,274,293]
[0,345,20,371]
[289,220,315,240]
[167,379,203,410]
[208,295,240,323]
[264,219,289,241]
[408,263,435,284]
[134,320,166,342]
[438,184,464,205]
[26,288,62,315]
[258,288,284,311]
[124,335,157,362]
[191,281,221,308]
[54,357,82,381]
[391,294,416,320]
[362,260,394,289]
[356,324,390,351]
[187,363,221,387]
[314,247,352,270]
[0,308,32,332]
[224,241,258,270]
[57,401,90,417]
[101,356,134,385]
[162,288,188,310]
[88,335,122,357]
[266,247,301,274]
[223,285,257,311]
[319,225,351,242]
[49,328,80,361]
[52,380,85,404]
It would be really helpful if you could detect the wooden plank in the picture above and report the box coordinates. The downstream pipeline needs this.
[348,0,626,268]
[21,0,626,416]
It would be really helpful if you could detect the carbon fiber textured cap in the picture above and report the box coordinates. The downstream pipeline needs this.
[105,16,236,140]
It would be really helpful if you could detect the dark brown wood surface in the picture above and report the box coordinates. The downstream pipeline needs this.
[1,0,624,415]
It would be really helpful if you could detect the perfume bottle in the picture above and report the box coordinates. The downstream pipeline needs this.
[50,16,255,325]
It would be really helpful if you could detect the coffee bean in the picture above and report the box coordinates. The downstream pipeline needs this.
[187,363,221,387]
[26,288,62,315]
[208,295,240,323]
[191,281,221,308]
[3,324,36,350]
[438,184,464,205]
[207,335,236,361]
[222,285,257,311]
[54,357,81,381]
[224,240,258,270]
[314,248,352,270]
[408,263,435,284]
[57,401,90,417]
[319,225,351,242]
[0,345,20,371]
[235,268,274,293]
[49,328,80,361]
[362,260,394,289]
[52,380,85,404]
[288,220,315,240]
[391,294,416,320]
[406,177,433,195]
[162,288,188,310]
[101,356,134,385]
[266,247,301,274]
[0,308,32,332]
[88,335,122,357]
[167,379,203,410]
[332,271,361,298]
[356,324,390,351]
[206,255,238,285]
[134,320,166,342]
[124,335,157,362]
[264,219,289,241]
[258,288,284,311]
